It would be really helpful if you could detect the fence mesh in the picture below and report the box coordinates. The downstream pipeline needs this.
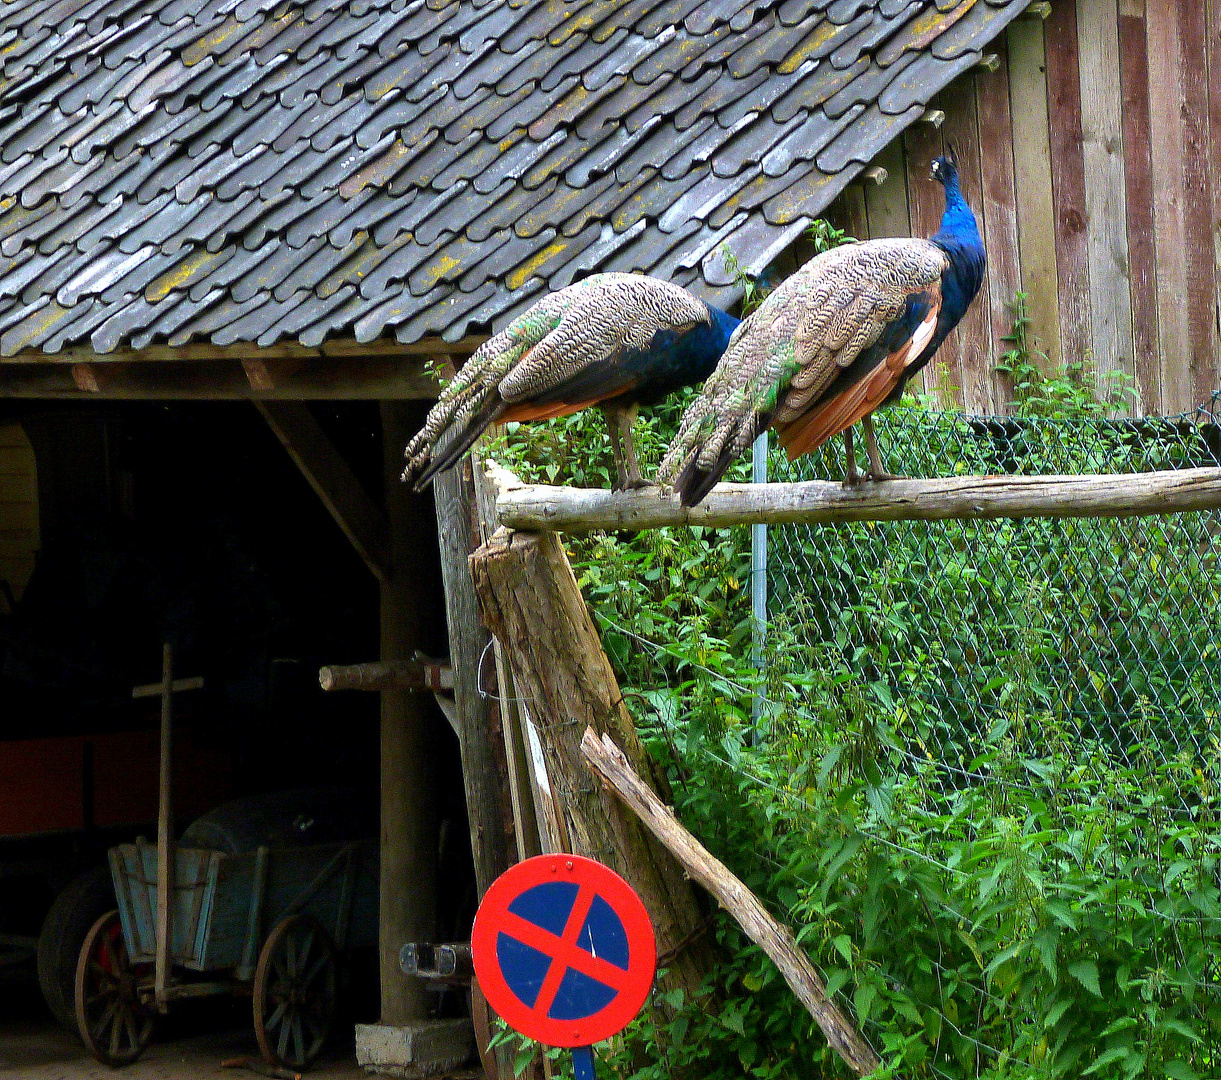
[561,390,1221,1078]
[765,391,1221,810]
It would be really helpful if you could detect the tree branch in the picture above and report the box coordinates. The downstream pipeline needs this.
[488,463,1221,533]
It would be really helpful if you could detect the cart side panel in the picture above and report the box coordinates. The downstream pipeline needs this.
[193,849,264,972]
[262,840,378,949]
[109,843,222,967]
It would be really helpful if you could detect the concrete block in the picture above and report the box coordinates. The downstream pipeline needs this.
[355,1020,475,1079]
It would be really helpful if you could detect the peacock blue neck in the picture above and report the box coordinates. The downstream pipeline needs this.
[933,172,983,250]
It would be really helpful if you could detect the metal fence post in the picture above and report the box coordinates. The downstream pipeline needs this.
[751,431,768,726]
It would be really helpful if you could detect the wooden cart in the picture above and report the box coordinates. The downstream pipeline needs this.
[72,647,376,1071]
[75,836,376,1070]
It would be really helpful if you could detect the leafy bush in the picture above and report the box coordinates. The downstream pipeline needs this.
[485,314,1220,1079]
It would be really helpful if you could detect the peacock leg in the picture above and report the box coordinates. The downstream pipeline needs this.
[863,414,902,481]
[602,405,629,490]
[841,426,862,487]
[618,404,648,489]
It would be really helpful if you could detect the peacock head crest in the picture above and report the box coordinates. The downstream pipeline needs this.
[930,146,959,186]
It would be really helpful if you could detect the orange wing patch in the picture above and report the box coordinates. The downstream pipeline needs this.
[776,300,941,460]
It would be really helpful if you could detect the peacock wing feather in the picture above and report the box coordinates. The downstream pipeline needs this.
[658,239,948,505]
[402,273,711,490]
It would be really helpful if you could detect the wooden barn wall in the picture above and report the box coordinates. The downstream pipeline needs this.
[825,3,1221,419]
[0,422,38,606]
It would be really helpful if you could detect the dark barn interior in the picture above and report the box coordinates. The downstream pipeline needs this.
[0,400,472,1032]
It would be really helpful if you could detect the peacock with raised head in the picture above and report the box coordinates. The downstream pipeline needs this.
[658,151,986,506]
[402,272,740,492]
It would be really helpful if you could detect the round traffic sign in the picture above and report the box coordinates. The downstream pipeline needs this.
[471,854,656,1048]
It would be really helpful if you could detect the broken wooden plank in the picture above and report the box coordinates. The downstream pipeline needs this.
[580,728,880,1078]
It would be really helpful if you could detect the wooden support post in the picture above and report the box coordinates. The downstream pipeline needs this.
[470,528,714,999]
[432,459,516,896]
[581,729,881,1078]
[378,403,439,1026]
[318,660,452,692]
[154,643,173,1012]
[489,465,1221,533]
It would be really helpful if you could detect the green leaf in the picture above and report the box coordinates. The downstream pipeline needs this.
[1068,959,1103,997]
[1164,1062,1200,1080]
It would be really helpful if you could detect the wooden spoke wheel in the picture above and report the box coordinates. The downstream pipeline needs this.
[253,913,337,1071]
[74,909,155,1066]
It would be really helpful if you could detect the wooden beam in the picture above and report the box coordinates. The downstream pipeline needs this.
[377,402,440,1026]
[318,660,452,692]
[581,729,880,1078]
[469,527,715,1001]
[1,337,487,365]
[433,458,517,896]
[0,358,442,400]
[255,401,390,582]
[488,463,1221,532]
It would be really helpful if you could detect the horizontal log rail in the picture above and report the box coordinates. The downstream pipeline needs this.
[318,658,453,692]
[488,463,1221,533]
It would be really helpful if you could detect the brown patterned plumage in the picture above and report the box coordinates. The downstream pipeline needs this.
[658,154,985,505]
[402,272,739,491]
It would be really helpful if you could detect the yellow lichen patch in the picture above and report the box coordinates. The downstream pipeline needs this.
[778,19,844,74]
[507,241,568,291]
[420,254,461,288]
[182,16,247,66]
[319,230,412,298]
[144,247,230,303]
[5,301,75,353]
[498,129,526,153]
[882,0,976,62]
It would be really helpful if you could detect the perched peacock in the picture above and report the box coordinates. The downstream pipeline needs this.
[658,152,986,506]
[402,273,740,491]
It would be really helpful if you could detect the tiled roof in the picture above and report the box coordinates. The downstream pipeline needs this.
[0,0,1026,356]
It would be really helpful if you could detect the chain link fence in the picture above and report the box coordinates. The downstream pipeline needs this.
[760,391,1221,809]
[545,390,1221,1075]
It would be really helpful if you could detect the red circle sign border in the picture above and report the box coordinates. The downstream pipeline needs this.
[471,854,657,1048]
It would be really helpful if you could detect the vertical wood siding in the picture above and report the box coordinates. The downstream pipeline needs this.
[0,422,38,605]
[822,4,1221,417]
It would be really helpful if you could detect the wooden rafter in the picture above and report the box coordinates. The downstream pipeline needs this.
[255,400,390,582]
[0,357,443,400]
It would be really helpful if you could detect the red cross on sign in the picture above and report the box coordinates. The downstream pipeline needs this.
[471,854,656,1047]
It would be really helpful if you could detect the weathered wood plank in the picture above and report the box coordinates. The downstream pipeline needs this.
[1209,0,1221,409]
[1077,0,1137,412]
[433,459,517,901]
[1044,0,1093,374]
[469,529,715,1000]
[489,464,1221,532]
[0,358,441,400]
[1206,0,1221,407]
[863,138,911,239]
[581,729,881,1078]
[903,103,958,404]
[974,36,1023,412]
[1118,0,1161,413]
[941,78,994,413]
[1175,0,1218,410]
[1145,3,1192,413]
[1007,18,1063,371]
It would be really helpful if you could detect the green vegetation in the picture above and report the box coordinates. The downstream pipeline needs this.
[483,290,1220,1079]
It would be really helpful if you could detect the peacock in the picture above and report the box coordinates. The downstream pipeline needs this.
[402,272,740,491]
[658,152,986,506]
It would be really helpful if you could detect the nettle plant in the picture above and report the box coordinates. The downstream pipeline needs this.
[485,252,1220,1080]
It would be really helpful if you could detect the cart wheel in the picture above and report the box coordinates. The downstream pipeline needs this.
[74,909,154,1066]
[253,913,337,1071]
